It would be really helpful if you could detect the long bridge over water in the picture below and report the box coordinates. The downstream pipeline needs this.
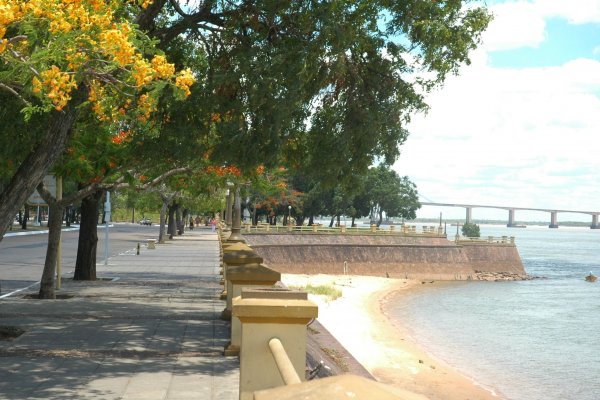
[420,202,600,229]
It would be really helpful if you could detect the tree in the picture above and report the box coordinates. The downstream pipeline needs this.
[0,0,196,241]
[462,222,481,238]
[134,1,490,179]
[367,166,420,226]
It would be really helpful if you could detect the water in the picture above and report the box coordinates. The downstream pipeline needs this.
[386,225,600,400]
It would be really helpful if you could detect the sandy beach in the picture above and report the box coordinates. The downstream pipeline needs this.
[281,273,504,400]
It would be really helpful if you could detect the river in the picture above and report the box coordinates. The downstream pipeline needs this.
[386,224,600,400]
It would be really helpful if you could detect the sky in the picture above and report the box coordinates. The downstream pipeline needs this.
[393,0,600,223]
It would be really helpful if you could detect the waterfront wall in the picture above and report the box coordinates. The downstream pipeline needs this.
[244,234,526,280]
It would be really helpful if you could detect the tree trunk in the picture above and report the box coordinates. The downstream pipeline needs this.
[167,203,177,239]
[176,206,183,235]
[21,205,29,230]
[74,190,102,280]
[351,216,356,227]
[0,86,86,241]
[158,199,168,243]
[309,216,314,226]
[131,206,135,224]
[337,215,341,227]
[329,216,334,228]
[38,202,64,298]
[377,209,383,227]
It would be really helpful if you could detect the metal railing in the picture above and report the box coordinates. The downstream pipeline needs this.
[268,337,301,385]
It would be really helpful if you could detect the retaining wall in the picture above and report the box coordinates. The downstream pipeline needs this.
[244,234,526,280]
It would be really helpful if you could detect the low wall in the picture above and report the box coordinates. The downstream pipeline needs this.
[244,234,526,280]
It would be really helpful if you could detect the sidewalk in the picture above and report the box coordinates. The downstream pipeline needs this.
[0,228,238,400]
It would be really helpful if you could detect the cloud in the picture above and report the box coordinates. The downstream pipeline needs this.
[483,2,547,51]
[481,0,600,53]
[394,55,600,217]
[533,0,600,24]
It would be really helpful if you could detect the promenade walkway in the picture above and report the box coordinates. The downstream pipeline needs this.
[0,229,238,399]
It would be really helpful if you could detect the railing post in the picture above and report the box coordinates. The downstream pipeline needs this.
[221,243,264,321]
[233,287,318,400]
[225,262,281,356]
[370,224,377,233]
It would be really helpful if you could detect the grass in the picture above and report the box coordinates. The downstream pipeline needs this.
[290,284,342,301]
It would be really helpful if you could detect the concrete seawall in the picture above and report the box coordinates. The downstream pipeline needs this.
[244,234,526,280]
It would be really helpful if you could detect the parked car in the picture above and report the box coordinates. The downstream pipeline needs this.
[139,218,152,226]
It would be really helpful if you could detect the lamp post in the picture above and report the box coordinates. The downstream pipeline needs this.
[288,205,291,225]
[228,185,244,242]
[225,183,233,230]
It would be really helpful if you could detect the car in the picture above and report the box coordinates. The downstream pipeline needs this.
[139,218,152,226]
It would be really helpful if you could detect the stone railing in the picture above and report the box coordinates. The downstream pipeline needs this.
[242,223,445,237]
[218,229,427,400]
[455,235,516,245]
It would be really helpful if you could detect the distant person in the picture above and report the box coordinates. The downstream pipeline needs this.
[195,216,201,227]
[210,217,217,232]
[189,217,194,230]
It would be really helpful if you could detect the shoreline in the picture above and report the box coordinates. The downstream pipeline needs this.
[282,273,504,400]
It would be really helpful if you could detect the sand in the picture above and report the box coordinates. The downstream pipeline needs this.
[281,273,504,400]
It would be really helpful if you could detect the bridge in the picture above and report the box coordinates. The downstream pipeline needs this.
[419,202,600,229]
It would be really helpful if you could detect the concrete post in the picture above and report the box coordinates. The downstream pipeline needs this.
[370,224,377,233]
[312,224,318,232]
[549,211,558,228]
[507,209,515,227]
[225,264,281,356]
[591,214,599,229]
[225,192,233,229]
[228,185,245,242]
[233,287,317,400]
[221,243,264,320]
[254,374,427,400]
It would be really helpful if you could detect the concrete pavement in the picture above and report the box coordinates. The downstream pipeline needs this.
[0,228,238,399]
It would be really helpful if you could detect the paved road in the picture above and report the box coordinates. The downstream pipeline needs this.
[0,223,160,296]
[0,229,238,399]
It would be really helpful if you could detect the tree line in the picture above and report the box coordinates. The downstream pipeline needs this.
[0,1,491,298]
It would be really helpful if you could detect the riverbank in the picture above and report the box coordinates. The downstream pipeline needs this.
[281,273,503,400]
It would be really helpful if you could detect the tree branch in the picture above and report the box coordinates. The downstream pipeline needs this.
[0,83,31,106]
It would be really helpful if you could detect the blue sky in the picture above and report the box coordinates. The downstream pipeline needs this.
[393,0,600,224]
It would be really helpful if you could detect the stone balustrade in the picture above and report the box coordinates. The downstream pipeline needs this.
[217,233,430,400]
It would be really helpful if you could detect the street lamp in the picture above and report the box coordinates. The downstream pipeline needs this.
[288,205,292,226]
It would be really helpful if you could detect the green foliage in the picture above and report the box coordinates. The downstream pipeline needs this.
[462,222,481,238]
[291,284,342,302]
[367,165,420,224]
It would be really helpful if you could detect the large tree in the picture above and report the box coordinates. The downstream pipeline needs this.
[136,0,491,175]
[367,165,421,226]
[0,0,195,240]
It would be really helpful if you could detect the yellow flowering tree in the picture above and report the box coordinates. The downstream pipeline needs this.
[0,0,196,240]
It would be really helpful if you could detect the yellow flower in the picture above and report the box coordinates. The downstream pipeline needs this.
[175,68,195,97]
[151,55,175,78]
[132,58,154,86]
[35,65,78,110]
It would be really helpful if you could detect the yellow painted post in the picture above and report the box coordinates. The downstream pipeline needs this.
[233,287,317,400]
